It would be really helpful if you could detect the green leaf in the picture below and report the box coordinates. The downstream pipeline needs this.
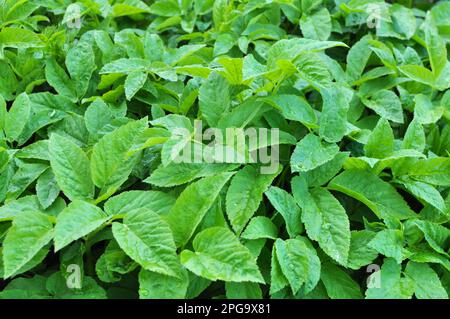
[125,71,147,101]
[4,93,30,142]
[300,8,331,41]
[347,230,378,270]
[36,169,59,209]
[319,85,352,143]
[45,58,77,101]
[49,134,94,201]
[65,41,96,98]
[198,72,230,127]
[329,170,416,222]
[105,190,175,216]
[368,229,404,264]
[405,261,448,299]
[362,90,404,123]
[364,118,394,159]
[274,237,320,294]
[54,200,109,251]
[91,118,147,198]
[112,208,180,277]
[167,172,234,247]
[291,134,339,172]
[265,186,303,238]
[263,94,317,128]
[291,179,350,265]
[321,262,363,299]
[138,268,189,299]
[241,216,278,240]
[180,227,264,283]
[226,165,281,234]
[2,211,53,278]
[366,258,415,299]
[145,162,238,187]
[398,178,446,213]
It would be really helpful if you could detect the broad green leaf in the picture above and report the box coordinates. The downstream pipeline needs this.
[66,41,96,98]
[368,229,404,264]
[145,162,238,187]
[364,118,394,158]
[362,90,403,123]
[321,262,363,299]
[4,93,30,142]
[91,118,147,198]
[291,134,339,172]
[112,209,180,277]
[263,94,317,128]
[329,170,416,221]
[226,165,281,234]
[49,134,94,201]
[54,200,109,251]
[274,238,320,294]
[198,72,230,127]
[138,268,189,299]
[347,230,378,270]
[180,227,264,283]
[105,190,175,216]
[291,179,350,265]
[125,71,147,101]
[36,169,59,209]
[405,261,448,299]
[265,186,303,238]
[300,8,331,41]
[45,58,77,101]
[366,258,415,299]
[2,211,53,278]
[167,172,234,247]
[241,216,278,240]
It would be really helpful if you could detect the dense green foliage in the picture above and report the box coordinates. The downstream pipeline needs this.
[0,0,449,299]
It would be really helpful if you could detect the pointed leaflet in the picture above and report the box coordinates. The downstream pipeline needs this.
[404,262,448,299]
[364,118,394,159]
[44,58,77,101]
[291,176,351,265]
[366,258,415,299]
[36,169,59,209]
[274,238,321,294]
[241,216,278,240]
[265,186,303,238]
[2,211,53,278]
[112,209,181,277]
[300,7,331,41]
[54,200,110,251]
[291,133,339,172]
[368,229,404,264]
[166,172,234,247]
[321,262,363,299]
[4,93,30,142]
[104,190,175,216]
[90,118,147,197]
[226,165,281,234]
[65,41,96,98]
[319,85,353,143]
[198,72,230,127]
[329,170,416,221]
[361,90,404,124]
[180,227,264,283]
[347,230,378,270]
[145,162,238,187]
[49,134,94,201]
[263,94,317,128]
[138,267,189,299]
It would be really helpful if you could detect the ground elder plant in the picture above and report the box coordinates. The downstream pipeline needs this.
[0,0,449,300]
